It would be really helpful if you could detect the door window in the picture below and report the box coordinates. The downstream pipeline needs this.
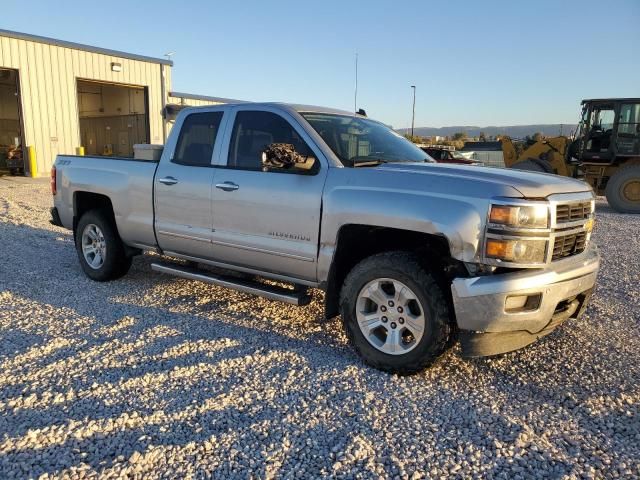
[617,103,640,155]
[228,111,314,171]
[594,108,615,130]
[172,112,223,166]
[586,107,615,153]
[427,149,441,160]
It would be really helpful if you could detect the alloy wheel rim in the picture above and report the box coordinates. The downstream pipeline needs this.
[355,278,426,355]
[622,180,640,202]
[81,224,107,269]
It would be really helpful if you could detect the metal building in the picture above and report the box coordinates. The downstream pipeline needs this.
[0,29,226,176]
[168,91,244,108]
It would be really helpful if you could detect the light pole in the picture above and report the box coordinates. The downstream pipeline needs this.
[354,53,358,114]
[410,85,416,137]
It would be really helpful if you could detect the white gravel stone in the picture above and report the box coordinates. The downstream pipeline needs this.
[0,177,639,479]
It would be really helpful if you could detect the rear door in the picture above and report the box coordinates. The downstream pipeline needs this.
[154,108,227,259]
[209,106,328,282]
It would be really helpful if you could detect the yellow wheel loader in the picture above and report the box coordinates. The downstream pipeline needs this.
[504,98,640,213]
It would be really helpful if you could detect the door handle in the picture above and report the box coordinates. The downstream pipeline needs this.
[158,176,178,185]
[215,181,239,192]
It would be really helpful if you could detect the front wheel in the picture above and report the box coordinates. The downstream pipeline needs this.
[75,210,132,281]
[340,252,452,374]
[605,164,640,213]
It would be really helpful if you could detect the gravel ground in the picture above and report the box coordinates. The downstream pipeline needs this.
[0,176,638,479]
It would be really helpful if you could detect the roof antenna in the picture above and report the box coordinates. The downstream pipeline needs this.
[354,52,358,114]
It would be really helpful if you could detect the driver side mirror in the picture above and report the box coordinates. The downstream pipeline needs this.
[261,143,316,172]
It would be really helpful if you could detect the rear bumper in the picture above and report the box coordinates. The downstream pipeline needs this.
[451,243,600,357]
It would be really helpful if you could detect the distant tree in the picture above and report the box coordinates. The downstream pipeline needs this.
[452,132,468,141]
[533,132,545,142]
[479,131,487,141]
[403,134,422,144]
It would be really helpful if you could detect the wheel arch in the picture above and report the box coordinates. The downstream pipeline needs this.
[323,224,464,320]
[73,191,115,233]
[72,191,140,256]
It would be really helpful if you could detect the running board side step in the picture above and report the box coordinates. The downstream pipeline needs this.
[151,262,311,306]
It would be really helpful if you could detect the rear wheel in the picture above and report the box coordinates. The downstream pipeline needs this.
[605,164,640,213]
[75,210,132,281]
[340,252,452,374]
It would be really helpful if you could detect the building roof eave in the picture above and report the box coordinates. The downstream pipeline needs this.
[0,28,173,66]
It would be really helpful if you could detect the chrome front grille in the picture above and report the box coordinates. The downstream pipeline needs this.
[555,201,591,223]
[552,231,588,261]
[550,195,593,262]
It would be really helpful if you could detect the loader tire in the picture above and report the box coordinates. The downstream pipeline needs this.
[605,164,640,213]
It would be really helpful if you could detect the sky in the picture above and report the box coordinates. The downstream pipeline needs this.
[1,0,639,129]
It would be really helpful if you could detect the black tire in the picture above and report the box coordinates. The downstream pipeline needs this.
[339,251,452,375]
[510,158,554,174]
[605,164,640,213]
[75,209,132,281]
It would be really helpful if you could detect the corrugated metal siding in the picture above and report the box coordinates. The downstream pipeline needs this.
[0,34,169,175]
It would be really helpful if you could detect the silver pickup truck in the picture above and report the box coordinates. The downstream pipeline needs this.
[51,103,600,374]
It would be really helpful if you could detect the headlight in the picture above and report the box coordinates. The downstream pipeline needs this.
[489,204,549,229]
[485,238,547,264]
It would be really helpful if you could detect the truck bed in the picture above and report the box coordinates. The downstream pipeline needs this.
[54,154,159,249]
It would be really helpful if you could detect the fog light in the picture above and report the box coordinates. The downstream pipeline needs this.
[505,293,542,313]
[505,295,528,310]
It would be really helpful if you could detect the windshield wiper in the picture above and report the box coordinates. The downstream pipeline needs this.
[351,157,388,167]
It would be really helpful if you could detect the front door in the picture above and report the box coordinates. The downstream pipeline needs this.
[583,104,616,162]
[154,110,225,259]
[210,108,327,282]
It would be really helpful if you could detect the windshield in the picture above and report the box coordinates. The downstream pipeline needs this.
[301,112,430,167]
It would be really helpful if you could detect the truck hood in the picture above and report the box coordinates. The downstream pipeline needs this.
[377,162,592,198]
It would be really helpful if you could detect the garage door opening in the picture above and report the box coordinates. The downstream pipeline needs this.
[0,68,24,175]
[77,79,149,158]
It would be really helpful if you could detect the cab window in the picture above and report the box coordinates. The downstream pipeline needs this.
[586,107,615,153]
[617,103,640,155]
[228,111,314,171]
[172,112,223,166]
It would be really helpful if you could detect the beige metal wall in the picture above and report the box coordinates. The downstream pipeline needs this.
[0,34,169,175]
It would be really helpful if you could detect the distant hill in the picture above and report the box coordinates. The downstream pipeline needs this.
[397,124,577,139]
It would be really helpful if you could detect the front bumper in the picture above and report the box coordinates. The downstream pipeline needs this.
[452,243,600,357]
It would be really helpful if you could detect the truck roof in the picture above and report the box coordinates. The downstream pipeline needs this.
[581,98,640,104]
[179,102,360,117]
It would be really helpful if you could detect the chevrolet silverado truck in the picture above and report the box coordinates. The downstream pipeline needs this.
[51,103,600,374]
